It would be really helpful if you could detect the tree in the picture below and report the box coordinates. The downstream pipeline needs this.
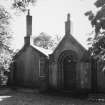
[0,6,13,85]
[11,0,36,12]
[34,32,54,49]
[33,32,62,50]
[0,6,12,48]
[85,0,105,71]
[51,34,62,50]
[85,0,105,35]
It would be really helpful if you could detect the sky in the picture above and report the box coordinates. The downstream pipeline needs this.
[1,0,97,50]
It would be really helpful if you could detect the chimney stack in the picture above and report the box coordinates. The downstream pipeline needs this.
[24,9,32,46]
[65,13,71,35]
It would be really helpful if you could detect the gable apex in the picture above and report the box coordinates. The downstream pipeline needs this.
[53,34,87,54]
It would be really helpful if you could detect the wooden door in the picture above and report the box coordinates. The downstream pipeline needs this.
[63,56,76,90]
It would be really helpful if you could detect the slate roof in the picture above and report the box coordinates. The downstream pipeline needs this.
[31,43,53,56]
[14,39,53,59]
[15,34,89,59]
[53,34,88,53]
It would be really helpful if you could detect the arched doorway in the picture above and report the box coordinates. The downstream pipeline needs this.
[63,55,76,90]
[58,50,78,90]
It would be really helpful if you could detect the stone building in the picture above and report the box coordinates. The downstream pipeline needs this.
[8,11,51,90]
[8,11,93,92]
[49,14,92,92]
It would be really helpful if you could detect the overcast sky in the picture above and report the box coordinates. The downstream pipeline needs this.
[1,0,97,49]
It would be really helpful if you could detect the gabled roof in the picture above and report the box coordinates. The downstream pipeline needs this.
[14,41,53,59]
[31,43,53,56]
[15,34,88,59]
[53,34,87,54]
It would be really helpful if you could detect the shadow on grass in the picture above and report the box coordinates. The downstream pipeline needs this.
[0,88,102,105]
[43,88,89,100]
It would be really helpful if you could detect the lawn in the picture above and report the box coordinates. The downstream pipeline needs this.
[0,88,104,105]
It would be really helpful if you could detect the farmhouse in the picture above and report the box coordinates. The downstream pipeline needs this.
[8,11,98,92]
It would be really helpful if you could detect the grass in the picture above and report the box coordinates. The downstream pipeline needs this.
[0,88,104,105]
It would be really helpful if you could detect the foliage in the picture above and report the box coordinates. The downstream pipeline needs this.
[85,0,105,71]
[34,32,53,49]
[33,32,62,50]
[11,0,37,12]
[85,0,105,35]
[0,6,13,85]
[51,34,62,50]
[0,6,12,48]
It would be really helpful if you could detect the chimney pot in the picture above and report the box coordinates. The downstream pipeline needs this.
[24,9,32,46]
[65,13,71,35]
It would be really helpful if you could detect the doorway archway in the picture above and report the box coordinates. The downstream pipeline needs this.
[58,50,78,90]
[63,55,76,90]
